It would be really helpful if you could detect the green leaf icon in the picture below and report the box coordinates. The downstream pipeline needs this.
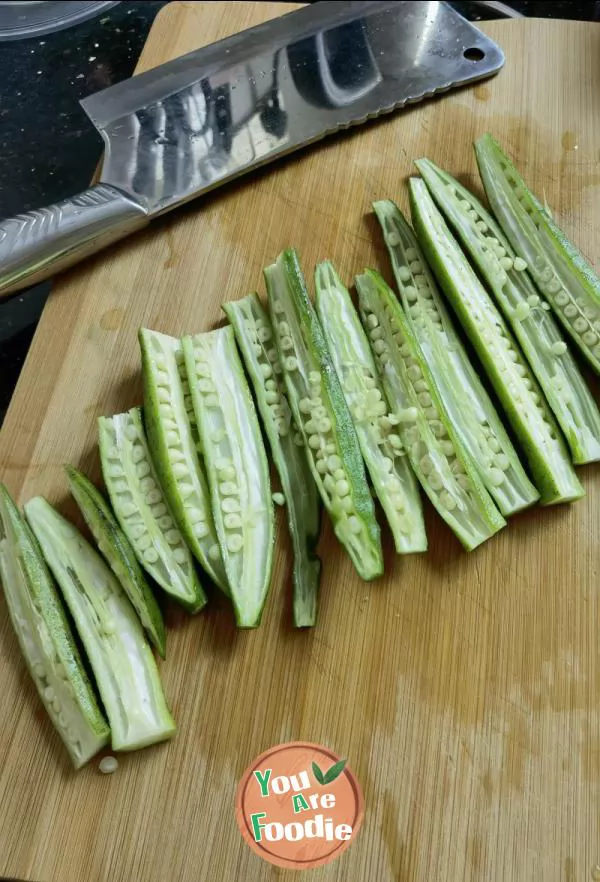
[323,759,347,784]
[312,761,325,785]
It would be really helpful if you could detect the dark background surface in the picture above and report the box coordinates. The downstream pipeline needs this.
[0,0,599,425]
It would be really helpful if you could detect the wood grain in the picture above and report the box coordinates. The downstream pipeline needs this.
[1,5,600,881]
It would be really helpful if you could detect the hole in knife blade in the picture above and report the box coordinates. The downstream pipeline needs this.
[463,47,486,61]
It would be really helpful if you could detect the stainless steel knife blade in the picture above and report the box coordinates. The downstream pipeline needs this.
[0,0,503,297]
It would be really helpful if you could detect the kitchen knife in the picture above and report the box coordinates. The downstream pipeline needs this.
[0,0,503,298]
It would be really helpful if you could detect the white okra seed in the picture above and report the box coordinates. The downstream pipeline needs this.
[219,466,236,481]
[272,492,286,506]
[367,313,379,328]
[551,341,567,356]
[316,459,327,474]
[487,468,505,487]
[169,449,185,464]
[397,266,411,283]
[220,482,238,496]
[404,286,418,303]
[227,534,243,553]
[224,513,242,529]
[144,547,159,564]
[215,457,232,470]
[280,336,293,351]
[222,498,240,513]
[173,548,187,564]
[159,515,173,530]
[120,502,137,518]
[136,462,150,479]
[285,357,299,371]
[513,257,527,271]
[564,304,578,319]
[336,480,350,497]
[494,454,510,471]
[195,522,209,538]
[172,463,188,479]
[385,231,401,247]
[125,424,138,441]
[574,318,588,333]
[439,491,457,511]
[583,332,598,347]
[146,489,162,505]
[137,534,151,551]
[347,516,362,535]
[208,544,221,561]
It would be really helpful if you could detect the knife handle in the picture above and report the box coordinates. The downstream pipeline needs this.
[0,184,150,299]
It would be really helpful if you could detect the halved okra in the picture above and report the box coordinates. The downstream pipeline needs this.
[0,484,109,768]
[416,158,600,465]
[65,465,166,657]
[139,328,228,592]
[356,270,506,549]
[373,198,538,515]
[25,497,176,752]
[314,261,427,554]
[223,294,321,628]
[265,249,383,580]
[475,133,600,374]
[409,178,584,505]
[182,327,274,628]
[99,408,206,612]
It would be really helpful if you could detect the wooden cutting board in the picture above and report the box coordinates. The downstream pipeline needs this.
[2,4,600,881]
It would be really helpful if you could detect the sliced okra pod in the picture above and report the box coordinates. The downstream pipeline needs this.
[416,157,600,465]
[475,133,600,374]
[374,198,538,515]
[182,326,274,628]
[355,269,506,550]
[409,177,584,505]
[314,261,427,554]
[0,484,110,768]
[25,497,176,752]
[139,328,228,592]
[223,294,322,628]
[65,465,166,658]
[265,248,383,580]
[99,408,206,612]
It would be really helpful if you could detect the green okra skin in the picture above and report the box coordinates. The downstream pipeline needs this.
[409,177,584,506]
[475,132,600,374]
[265,248,383,581]
[65,465,166,658]
[355,269,506,550]
[314,260,427,554]
[139,328,228,593]
[373,198,539,515]
[25,497,176,752]
[223,293,322,628]
[99,408,206,613]
[416,157,600,466]
[0,484,110,769]
[182,326,275,628]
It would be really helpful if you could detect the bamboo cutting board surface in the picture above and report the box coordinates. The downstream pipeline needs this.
[1,4,600,881]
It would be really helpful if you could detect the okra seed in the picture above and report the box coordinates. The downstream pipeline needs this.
[367,313,380,329]
[527,294,540,308]
[280,336,293,351]
[169,449,185,464]
[324,476,336,495]
[129,524,146,540]
[409,260,422,274]
[327,454,341,472]
[546,279,561,295]
[440,441,454,457]
[215,457,232,470]
[108,464,124,479]
[440,491,456,511]
[158,405,173,420]
[207,544,220,561]
[144,547,159,564]
[220,482,238,496]
[333,469,346,482]
[146,490,162,505]
[219,466,236,481]
[151,503,167,518]
[258,327,272,343]
[267,347,278,363]
[389,434,402,449]
[136,462,151,479]
[137,534,151,551]
[425,406,438,420]
[277,419,289,437]
[222,498,241,513]
[404,286,418,303]
[265,379,278,393]
[401,407,419,423]
[194,522,209,538]
[308,435,322,450]
[285,357,299,371]
[293,431,304,447]
[574,318,588,333]
[309,372,321,385]
[456,474,470,490]
[429,473,443,492]
[385,230,401,247]
[44,686,55,702]
[564,304,578,319]
[369,328,383,341]
[583,332,598,347]
[316,459,328,474]
[278,321,290,336]
[407,365,422,382]
[205,394,219,407]
[164,430,178,447]
[34,663,45,679]
[125,425,138,441]
[513,257,527,271]
[253,344,262,356]
[173,548,187,564]
[420,455,433,475]
[259,363,272,380]
[476,221,487,233]
[414,380,428,394]
[346,516,361,535]
[224,513,242,529]
[336,480,350,497]
[550,341,568,356]
[418,392,432,408]
[226,534,243,553]
[487,468,505,487]
[157,387,170,404]
[514,302,530,321]
[494,454,510,471]
[172,463,188,479]
[120,502,137,518]
[198,379,214,393]
[373,339,386,354]
[195,362,210,378]
[158,515,173,530]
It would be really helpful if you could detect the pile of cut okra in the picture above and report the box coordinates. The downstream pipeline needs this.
[2,133,600,769]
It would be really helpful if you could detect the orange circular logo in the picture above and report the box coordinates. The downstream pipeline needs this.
[235,741,364,870]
